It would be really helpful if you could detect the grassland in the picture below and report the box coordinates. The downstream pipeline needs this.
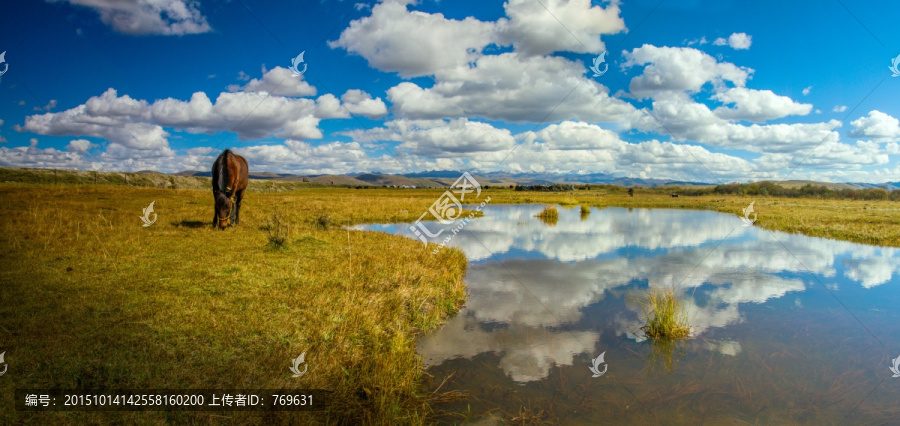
[0,183,473,424]
[1,170,899,424]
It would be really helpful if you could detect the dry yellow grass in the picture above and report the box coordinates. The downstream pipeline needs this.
[0,184,472,424]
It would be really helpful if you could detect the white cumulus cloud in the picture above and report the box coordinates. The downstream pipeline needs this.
[713,32,752,49]
[495,0,625,56]
[227,66,317,98]
[712,87,812,122]
[56,0,212,35]
[624,45,753,99]
[849,110,900,141]
[329,0,495,78]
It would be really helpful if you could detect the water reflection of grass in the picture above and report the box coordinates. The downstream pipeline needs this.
[645,338,688,374]
[580,204,591,220]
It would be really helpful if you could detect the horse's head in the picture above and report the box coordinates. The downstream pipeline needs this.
[215,193,232,229]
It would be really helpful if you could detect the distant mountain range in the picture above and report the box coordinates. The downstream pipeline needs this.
[171,169,900,190]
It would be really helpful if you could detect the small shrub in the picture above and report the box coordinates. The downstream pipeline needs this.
[315,214,332,230]
[264,211,290,249]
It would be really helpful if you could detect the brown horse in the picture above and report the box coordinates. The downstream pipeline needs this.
[211,149,249,229]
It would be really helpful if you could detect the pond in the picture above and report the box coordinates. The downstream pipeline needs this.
[356,204,900,424]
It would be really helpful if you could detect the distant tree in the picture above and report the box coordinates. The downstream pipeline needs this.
[863,188,889,200]
[628,188,634,197]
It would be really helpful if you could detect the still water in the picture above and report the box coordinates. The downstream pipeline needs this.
[358,204,900,424]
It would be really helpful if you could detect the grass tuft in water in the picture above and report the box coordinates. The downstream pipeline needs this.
[580,204,591,220]
[637,286,690,339]
[535,206,559,226]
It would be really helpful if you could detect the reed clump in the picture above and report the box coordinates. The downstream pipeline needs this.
[536,206,559,226]
[638,286,690,339]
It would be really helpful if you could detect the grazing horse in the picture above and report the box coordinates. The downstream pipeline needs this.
[211,149,249,229]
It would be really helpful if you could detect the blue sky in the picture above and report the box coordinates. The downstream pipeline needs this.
[1,0,899,183]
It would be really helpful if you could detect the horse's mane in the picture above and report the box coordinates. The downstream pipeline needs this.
[214,149,232,194]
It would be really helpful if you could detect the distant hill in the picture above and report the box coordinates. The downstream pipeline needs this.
[772,180,861,190]
[404,170,467,179]
[164,169,900,190]
[354,174,445,188]
[174,170,294,180]
[8,166,899,199]
[844,181,900,191]
[307,175,369,186]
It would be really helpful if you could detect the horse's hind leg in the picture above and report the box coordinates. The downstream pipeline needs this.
[234,190,244,225]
